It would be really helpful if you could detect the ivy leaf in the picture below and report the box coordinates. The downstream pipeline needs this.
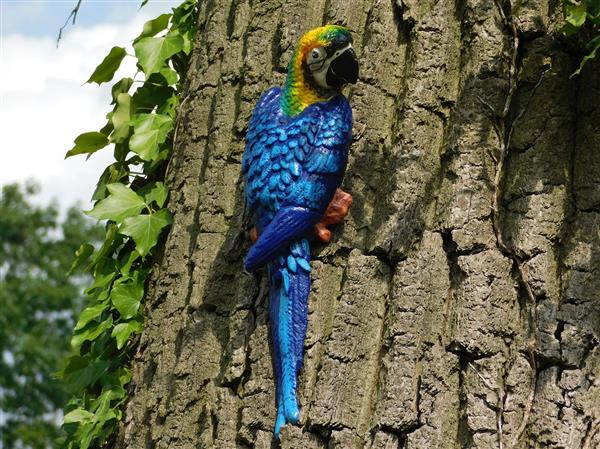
[573,35,600,76]
[86,46,127,84]
[140,182,169,208]
[111,93,134,143]
[86,184,146,223]
[92,163,129,202]
[58,357,110,393]
[160,67,178,85]
[565,3,587,28]
[120,209,172,256]
[74,303,109,331]
[135,13,171,43]
[118,251,140,276]
[111,77,134,104]
[111,277,144,319]
[63,409,95,424]
[129,113,174,161]
[134,33,184,77]
[68,243,95,275]
[112,320,143,349]
[71,318,113,348]
[181,30,193,55]
[76,422,96,449]
[158,93,180,118]
[65,132,109,159]
[84,271,116,295]
[128,131,161,161]
[90,223,119,268]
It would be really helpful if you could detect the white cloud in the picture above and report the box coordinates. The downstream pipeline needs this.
[0,5,176,211]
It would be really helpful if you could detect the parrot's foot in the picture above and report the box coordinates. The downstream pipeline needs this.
[249,226,259,244]
[314,188,353,243]
[249,189,352,246]
[315,222,332,242]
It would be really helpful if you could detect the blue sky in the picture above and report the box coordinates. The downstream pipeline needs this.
[2,1,178,37]
[0,0,180,210]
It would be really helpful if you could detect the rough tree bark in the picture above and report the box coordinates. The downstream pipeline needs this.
[119,1,600,448]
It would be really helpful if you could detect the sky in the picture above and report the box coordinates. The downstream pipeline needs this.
[0,0,181,211]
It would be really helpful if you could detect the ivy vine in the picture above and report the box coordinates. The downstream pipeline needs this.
[58,1,198,448]
[562,0,600,74]
[54,1,597,448]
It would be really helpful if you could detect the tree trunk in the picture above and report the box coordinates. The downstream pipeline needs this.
[121,1,600,448]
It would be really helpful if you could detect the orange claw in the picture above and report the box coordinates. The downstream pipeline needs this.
[314,222,333,243]
[314,188,353,242]
[250,227,259,244]
[248,189,352,245]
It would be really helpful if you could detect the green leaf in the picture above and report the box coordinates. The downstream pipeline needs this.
[63,409,95,424]
[566,3,587,28]
[129,131,161,161]
[76,422,96,449]
[71,318,113,348]
[158,93,180,117]
[561,21,580,36]
[90,223,119,268]
[110,93,134,143]
[119,209,172,256]
[111,277,144,319]
[86,184,146,223]
[132,82,175,113]
[134,33,184,77]
[92,163,129,202]
[112,320,143,349]
[111,77,134,104]
[181,30,193,54]
[68,243,94,275]
[135,13,171,42]
[573,35,600,76]
[160,66,179,85]
[140,182,169,208]
[86,46,127,84]
[74,303,109,331]
[85,271,116,295]
[118,251,140,276]
[129,114,174,161]
[58,357,110,393]
[65,132,109,159]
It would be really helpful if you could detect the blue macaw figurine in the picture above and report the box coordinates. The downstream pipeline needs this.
[242,25,358,437]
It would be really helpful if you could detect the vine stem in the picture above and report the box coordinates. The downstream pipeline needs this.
[483,1,553,447]
[477,2,537,449]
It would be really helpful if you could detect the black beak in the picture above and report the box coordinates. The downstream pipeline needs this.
[326,47,359,87]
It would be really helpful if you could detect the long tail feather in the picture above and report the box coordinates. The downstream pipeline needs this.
[268,239,311,438]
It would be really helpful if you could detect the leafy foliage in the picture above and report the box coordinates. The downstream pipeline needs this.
[86,46,127,84]
[60,1,198,448]
[562,0,600,74]
[0,182,103,449]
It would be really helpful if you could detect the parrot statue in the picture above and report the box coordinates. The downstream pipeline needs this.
[241,24,358,437]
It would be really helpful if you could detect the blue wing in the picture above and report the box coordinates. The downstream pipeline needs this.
[243,93,352,271]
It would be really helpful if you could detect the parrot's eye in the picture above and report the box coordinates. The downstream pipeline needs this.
[307,48,324,64]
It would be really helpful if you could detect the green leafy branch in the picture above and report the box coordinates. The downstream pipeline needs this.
[562,0,600,75]
[58,2,198,448]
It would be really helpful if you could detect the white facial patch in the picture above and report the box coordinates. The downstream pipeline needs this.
[309,43,353,90]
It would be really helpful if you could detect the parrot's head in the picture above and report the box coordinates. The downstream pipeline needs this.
[282,25,359,116]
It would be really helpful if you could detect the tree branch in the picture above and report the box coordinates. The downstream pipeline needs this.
[56,0,83,47]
